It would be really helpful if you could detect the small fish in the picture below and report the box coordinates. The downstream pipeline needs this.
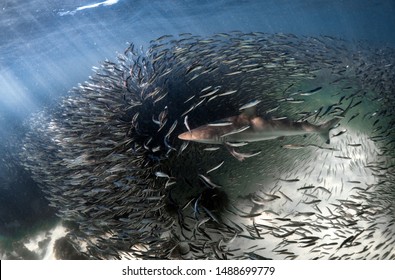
[315,186,331,194]
[165,178,177,189]
[335,155,351,159]
[200,86,212,92]
[221,125,250,138]
[152,145,161,152]
[218,90,237,96]
[282,144,306,150]
[207,95,218,103]
[247,66,263,73]
[198,174,221,188]
[279,178,300,182]
[303,199,322,205]
[282,83,294,94]
[200,88,220,98]
[261,192,281,200]
[338,95,346,105]
[332,129,347,137]
[193,98,205,109]
[207,122,233,127]
[300,86,322,96]
[320,104,335,117]
[313,107,323,122]
[165,120,178,138]
[278,190,293,202]
[206,161,224,173]
[271,116,288,121]
[181,105,195,117]
[347,143,361,147]
[155,171,170,178]
[298,185,315,190]
[185,64,203,75]
[239,100,261,111]
[286,98,305,104]
[227,147,261,161]
[202,206,219,223]
[181,197,195,211]
[194,196,202,220]
[266,106,279,113]
[350,100,362,109]
[347,112,360,123]
[156,34,173,41]
[244,252,272,260]
[183,95,196,104]
[178,141,189,156]
[184,115,191,133]
[295,212,316,217]
[203,147,221,151]
[225,70,243,76]
[339,235,356,249]
[239,212,262,218]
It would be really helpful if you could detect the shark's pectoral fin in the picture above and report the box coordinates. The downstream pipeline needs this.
[225,145,246,161]
[225,144,261,161]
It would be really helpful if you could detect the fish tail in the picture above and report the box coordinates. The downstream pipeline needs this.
[319,118,340,144]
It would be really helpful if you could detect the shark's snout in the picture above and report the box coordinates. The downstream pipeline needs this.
[178,128,220,144]
[178,131,194,141]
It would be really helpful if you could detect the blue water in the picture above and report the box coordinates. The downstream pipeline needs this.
[1,0,394,119]
[0,0,394,259]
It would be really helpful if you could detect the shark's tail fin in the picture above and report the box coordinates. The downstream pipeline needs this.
[319,118,340,144]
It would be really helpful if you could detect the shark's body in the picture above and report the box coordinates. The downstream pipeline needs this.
[178,107,340,146]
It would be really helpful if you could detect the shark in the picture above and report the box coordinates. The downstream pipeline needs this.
[178,101,346,160]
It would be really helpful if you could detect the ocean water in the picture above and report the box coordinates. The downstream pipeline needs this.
[0,0,394,260]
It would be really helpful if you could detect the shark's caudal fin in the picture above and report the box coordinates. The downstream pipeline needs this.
[319,118,340,144]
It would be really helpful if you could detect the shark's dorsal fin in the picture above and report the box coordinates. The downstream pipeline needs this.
[241,106,256,117]
[239,100,261,117]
